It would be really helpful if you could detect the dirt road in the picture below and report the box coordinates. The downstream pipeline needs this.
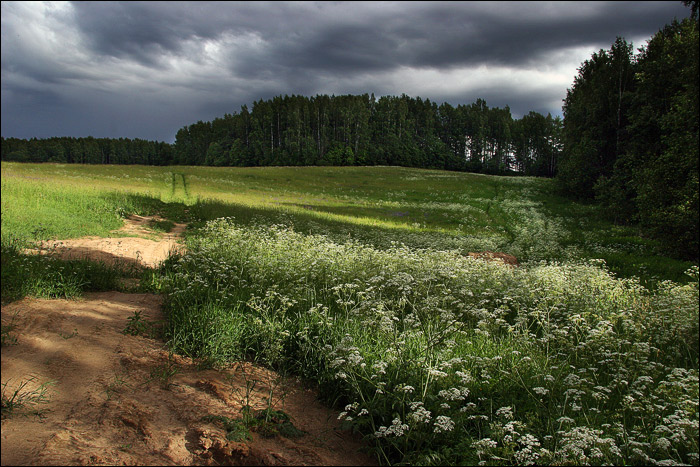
[1,216,376,466]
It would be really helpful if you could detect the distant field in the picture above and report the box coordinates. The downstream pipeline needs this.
[1,161,694,284]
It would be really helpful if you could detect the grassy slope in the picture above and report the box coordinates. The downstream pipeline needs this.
[1,162,694,284]
[2,162,698,465]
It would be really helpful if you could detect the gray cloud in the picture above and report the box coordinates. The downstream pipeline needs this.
[1,1,691,142]
[69,1,690,71]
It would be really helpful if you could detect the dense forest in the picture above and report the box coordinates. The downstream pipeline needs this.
[0,136,174,166]
[171,95,561,175]
[558,11,698,257]
[1,4,697,258]
[1,97,562,177]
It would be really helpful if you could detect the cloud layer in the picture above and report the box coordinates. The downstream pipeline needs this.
[1,1,690,142]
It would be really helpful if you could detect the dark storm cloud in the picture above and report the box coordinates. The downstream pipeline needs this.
[70,1,690,72]
[396,1,689,68]
[269,24,399,74]
[1,1,692,142]
[71,1,252,65]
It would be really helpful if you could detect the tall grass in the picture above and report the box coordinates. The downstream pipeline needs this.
[1,163,191,302]
[156,218,698,465]
[0,238,141,304]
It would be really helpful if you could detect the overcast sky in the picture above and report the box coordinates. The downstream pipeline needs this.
[1,1,691,143]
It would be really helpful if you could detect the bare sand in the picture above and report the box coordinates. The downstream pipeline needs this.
[2,216,376,466]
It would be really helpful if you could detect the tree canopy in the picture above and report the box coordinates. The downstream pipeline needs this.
[2,95,562,177]
[167,94,561,176]
[557,13,698,259]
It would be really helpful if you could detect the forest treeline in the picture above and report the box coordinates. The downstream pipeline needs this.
[1,5,697,258]
[1,96,562,177]
[558,12,698,258]
[1,136,175,166]
[173,95,561,175]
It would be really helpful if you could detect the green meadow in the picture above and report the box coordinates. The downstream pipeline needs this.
[1,162,693,284]
[2,161,698,465]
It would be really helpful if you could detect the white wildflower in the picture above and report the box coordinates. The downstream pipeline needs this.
[472,437,498,454]
[496,406,514,420]
[408,403,432,424]
[372,361,388,375]
[433,415,455,433]
[456,370,474,384]
[344,402,358,412]
[330,358,346,368]
[438,388,466,401]
[375,417,409,438]
[460,402,477,413]
[429,368,448,378]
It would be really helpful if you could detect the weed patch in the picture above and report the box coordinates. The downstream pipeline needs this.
[1,318,18,347]
[148,219,176,233]
[202,409,305,442]
[1,377,55,418]
[104,372,131,401]
[122,311,163,339]
[1,239,133,304]
[146,353,180,389]
[159,218,699,465]
[202,414,252,441]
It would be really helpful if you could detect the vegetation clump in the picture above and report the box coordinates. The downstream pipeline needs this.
[158,217,698,465]
[1,377,55,419]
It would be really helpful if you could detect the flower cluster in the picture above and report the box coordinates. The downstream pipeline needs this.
[159,217,698,466]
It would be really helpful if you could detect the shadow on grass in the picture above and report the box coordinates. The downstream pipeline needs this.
[58,191,694,288]
[185,196,468,249]
[1,241,145,305]
[102,192,192,224]
[185,196,696,286]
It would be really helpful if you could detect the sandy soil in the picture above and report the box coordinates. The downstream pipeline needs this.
[27,214,188,269]
[2,216,376,466]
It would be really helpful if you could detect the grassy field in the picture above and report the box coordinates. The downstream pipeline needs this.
[1,162,694,284]
[2,161,698,465]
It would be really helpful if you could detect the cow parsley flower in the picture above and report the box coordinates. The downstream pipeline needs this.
[496,406,514,420]
[429,368,448,378]
[433,415,455,433]
[375,417,409,438]
[438,388,466,401]
[408,402,432,424]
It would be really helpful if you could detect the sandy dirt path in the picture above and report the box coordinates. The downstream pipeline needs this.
[27,214,188,269]
[2,216,376,466]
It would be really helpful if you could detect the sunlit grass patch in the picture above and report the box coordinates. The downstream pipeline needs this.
[1,177,125,242]
[3,161,694,283]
